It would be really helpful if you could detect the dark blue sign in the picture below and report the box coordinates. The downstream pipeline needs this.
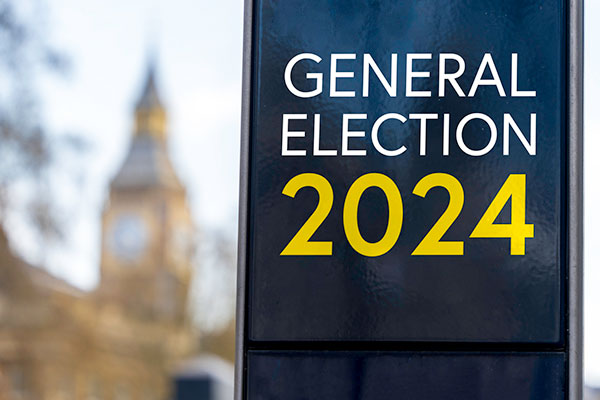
[247,351,565,400]
[238,0,580,398]
[249,0,563,342]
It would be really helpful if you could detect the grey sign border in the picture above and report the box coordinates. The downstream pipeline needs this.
[567,0,583,398]
[235,0,253,397]
[234,0,583,398]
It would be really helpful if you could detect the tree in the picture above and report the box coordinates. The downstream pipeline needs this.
[192,228,237,334]
[0,0,76,246]
[192,227,237,362]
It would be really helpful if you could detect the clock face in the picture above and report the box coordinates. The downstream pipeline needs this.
[109,214,148,261]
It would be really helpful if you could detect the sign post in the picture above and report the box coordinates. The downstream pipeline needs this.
[236,0,582,398]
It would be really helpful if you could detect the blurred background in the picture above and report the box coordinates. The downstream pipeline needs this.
[0,0,240,399]
[584,0,600,398]
[0,0,596,399]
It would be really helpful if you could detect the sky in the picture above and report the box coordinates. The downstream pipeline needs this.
[4,0,600,387]
[583,0,600,386]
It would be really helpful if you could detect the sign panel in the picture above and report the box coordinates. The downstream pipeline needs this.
[247,351,565,400]
[237,0,581,398]
[249,0,563,342]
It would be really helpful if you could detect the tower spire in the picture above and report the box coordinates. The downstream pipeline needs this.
[111,59,183,191]
[134,58,167,140]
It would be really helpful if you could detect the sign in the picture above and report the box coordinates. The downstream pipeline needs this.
[236,0,582,398]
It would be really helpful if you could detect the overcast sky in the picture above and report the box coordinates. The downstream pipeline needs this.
[6,0,600,386]
[583,0,600,386]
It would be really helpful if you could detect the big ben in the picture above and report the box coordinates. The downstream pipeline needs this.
[99,61,195,324]
[0,61,199,400]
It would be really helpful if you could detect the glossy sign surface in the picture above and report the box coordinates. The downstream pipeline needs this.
[248,0,565,342]
[247,351,565,399]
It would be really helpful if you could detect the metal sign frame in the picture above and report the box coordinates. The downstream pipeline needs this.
[235,0,583,398]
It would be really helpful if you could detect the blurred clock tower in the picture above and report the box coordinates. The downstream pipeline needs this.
[98,61,195,324]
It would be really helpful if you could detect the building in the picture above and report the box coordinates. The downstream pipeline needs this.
[0,62,197,400]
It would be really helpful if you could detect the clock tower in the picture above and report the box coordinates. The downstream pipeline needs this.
[98,62,194,323]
